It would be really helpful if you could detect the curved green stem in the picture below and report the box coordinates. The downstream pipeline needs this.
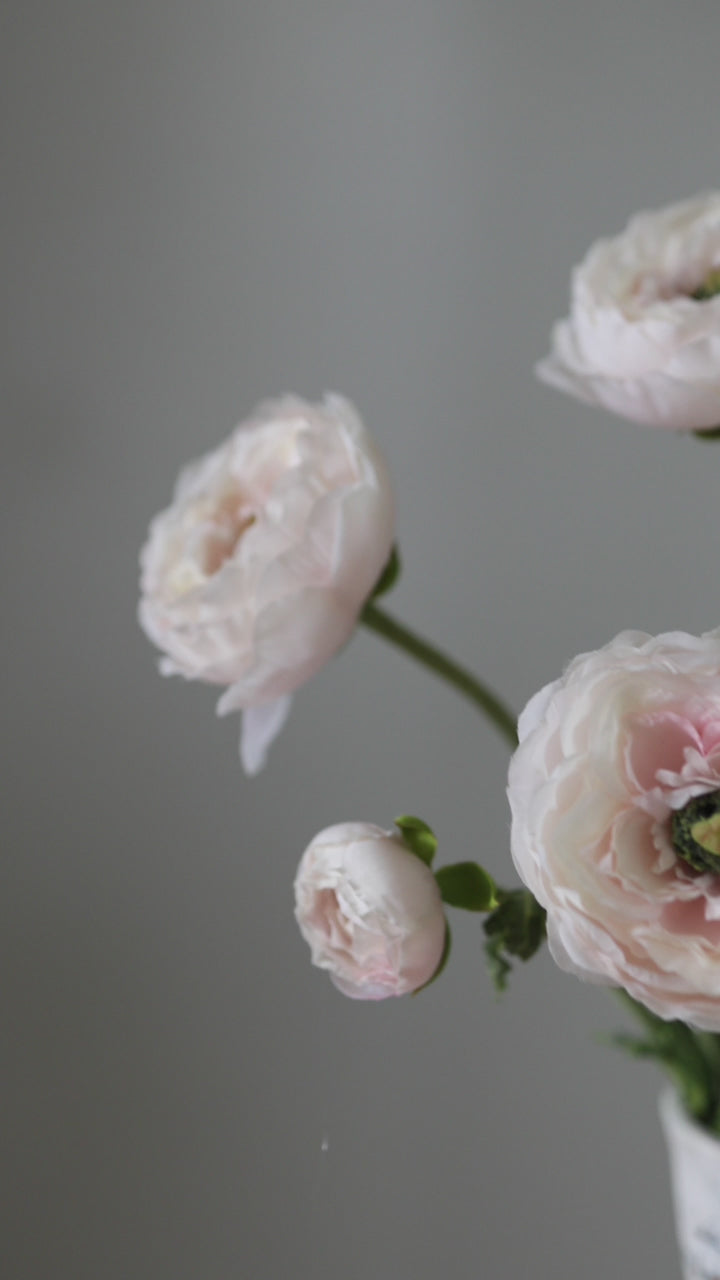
[360,601,518,750]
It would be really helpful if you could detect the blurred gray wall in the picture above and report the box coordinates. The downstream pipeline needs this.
[4,2,720,1276]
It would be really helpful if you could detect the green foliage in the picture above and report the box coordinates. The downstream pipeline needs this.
[394,815,438,866]
[370,544,402,599]
[435,862,497,912]
[483,890,547,993]
[610,992,720,1132]
[484,935,512,993]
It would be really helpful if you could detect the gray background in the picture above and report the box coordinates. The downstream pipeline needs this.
[4,1,720,1276]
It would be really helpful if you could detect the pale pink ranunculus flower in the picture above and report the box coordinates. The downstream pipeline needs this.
[139,396,394,773]
[537,193,720,430]
[294,823,447,1000]
[508,629,720,1030]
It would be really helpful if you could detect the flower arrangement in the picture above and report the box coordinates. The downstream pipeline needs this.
[139,192,720,1277]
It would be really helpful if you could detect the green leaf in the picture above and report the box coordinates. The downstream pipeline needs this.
[370,544,402,599]
[394,815,438,866]
[435,862,497,912]
[611,991,720,1130]
[484,933,512,994]
[413,922,451,995]
[483,889,546,960]
[602,1032,657,1058]
[482,890,546,992]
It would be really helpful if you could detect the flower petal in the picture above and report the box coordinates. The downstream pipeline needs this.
[238,695,293,776]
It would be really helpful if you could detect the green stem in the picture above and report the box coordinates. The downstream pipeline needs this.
[360,601,518,750]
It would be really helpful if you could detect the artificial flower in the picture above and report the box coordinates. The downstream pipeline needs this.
[294,822,447,999]
[139,395,395,772]
[508,629,720,1029]
[537,193,720,430]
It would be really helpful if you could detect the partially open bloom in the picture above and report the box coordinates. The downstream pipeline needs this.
[294,823,447,999]
[508,629,720,1030]
[537,193,720,430]
[139,395,394,773]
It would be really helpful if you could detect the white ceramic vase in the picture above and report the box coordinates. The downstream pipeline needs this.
[660,1088,720,1280]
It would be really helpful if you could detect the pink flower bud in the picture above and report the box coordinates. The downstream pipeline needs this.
[294,823,447,1000]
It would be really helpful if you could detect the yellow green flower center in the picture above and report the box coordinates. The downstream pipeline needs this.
[671,790,720,873]
[691,267,720,301]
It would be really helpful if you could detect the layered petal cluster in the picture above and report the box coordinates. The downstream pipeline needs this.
[537,193,720,430]
[294,823,447,1000]
[508,630,720,1029]
[139,395,394,771]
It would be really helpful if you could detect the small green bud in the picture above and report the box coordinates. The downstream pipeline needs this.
[671,790,720,873]
[394,815,438,866]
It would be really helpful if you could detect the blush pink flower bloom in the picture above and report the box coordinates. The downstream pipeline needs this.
[508,630,720,1030]
[537,193,720,430]
[139,396,394,773]
[294,823,447,1000]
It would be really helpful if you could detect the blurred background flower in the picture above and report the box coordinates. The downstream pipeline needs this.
[537,193,720,430]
